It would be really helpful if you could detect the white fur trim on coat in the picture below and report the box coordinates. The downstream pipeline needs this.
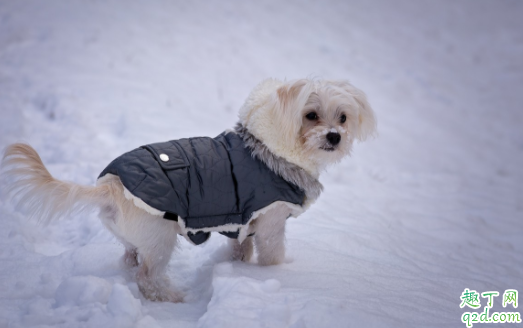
[123,187,166,217]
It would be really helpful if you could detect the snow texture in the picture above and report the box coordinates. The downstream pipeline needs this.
[0,1,522,327]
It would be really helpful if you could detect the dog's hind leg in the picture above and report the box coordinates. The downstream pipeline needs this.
[122,210,182,302]
[98,204,139,268]
[135,227,182,302]
[96,176,183,302]
[104,209,182,302]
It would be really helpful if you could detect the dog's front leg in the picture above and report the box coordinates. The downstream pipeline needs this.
[253,204,290,266]
[229,236,254,262]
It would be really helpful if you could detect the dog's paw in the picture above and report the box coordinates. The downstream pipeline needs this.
[257,252,285,266]
[229,238,253,262]
[122,248,139,268]
[258,258,283,266]
[139,285,184,303]
[155,290,184,303]
[136,273,184,303]
[230,250,244,261]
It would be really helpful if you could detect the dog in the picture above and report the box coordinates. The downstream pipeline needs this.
[1,78,376,302]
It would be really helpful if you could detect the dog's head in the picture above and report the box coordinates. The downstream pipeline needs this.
[239,78,376,175]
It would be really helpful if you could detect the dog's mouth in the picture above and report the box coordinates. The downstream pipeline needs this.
[320,145,337,152]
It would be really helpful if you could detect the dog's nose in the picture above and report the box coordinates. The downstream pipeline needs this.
[326,132,341,146]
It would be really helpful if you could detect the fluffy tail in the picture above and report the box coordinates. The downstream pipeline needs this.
[1,143,111,224]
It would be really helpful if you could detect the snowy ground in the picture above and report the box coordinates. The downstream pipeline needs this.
[0,1,522,327]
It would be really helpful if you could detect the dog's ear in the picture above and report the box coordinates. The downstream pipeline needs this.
[274,79,311,141]
[329,80,377,141]
[352,88,377,141]
[276,79,308,110]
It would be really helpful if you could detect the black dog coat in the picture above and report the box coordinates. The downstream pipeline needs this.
[98,131,305,245]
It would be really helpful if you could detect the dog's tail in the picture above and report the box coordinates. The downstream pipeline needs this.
[1,143,112,224]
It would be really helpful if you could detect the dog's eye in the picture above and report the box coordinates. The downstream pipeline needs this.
[305,112,318,121]
[340,114,346,123]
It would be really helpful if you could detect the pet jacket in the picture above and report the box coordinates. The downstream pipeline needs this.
[98,131,306,245]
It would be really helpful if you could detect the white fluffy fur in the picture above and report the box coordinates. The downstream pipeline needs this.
[122,183,165,216]
[1,78,376,302]
[239,78,376,176]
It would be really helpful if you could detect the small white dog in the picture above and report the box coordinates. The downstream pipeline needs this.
[2,78,376,302]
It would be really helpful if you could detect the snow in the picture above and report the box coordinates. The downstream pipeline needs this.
[0,0,522,327]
